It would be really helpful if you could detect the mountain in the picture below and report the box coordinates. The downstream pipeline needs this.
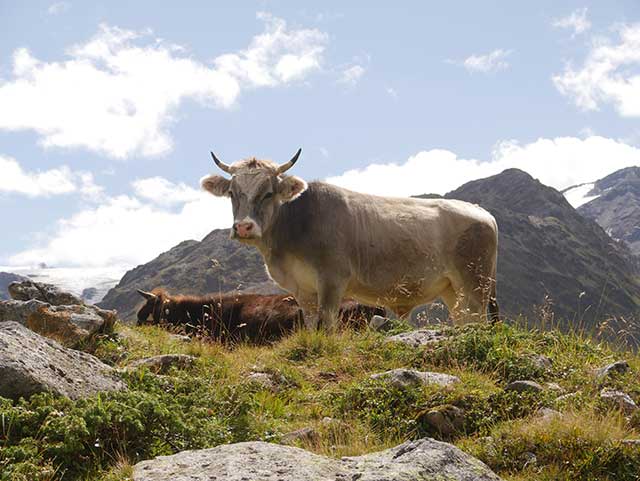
[427,168,639,325]
[569,167,640,256]
[0,272,28,300]
[98,229,281,322]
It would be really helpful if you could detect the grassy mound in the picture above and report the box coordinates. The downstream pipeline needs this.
[1,321,639,480]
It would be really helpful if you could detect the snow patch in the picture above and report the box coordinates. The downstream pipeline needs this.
[563,183,599,208]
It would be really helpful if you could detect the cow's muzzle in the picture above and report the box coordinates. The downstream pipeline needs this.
[232,219,261,239]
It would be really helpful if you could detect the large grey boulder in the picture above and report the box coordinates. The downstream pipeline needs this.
[133,438,503,480]
[371,368,460,389]
[0,321,125,400]
[0,299,116,346]
[9,279,83,305]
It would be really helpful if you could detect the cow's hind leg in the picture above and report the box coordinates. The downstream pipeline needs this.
[451,222,499,323]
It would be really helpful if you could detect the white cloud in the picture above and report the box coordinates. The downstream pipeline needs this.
[47,1,70,15]
[327,136,640,197]
[386,87,398,98]
[552,8,591,37]
[132,176,202,205]
[0,154,103,199]
[452,49,512,74]
[338,64,365,86]
[8,179,232,268]
[0,15,327,159]
[553,24,640,117]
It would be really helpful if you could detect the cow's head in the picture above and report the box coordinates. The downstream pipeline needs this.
[201,149,307,242]
[136,288,169,325]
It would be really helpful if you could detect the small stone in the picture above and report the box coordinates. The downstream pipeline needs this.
[536,408,562,420]
[369,315,390,331]
[529,354,552,371]
[168,333,191,343]
[505,380,544,393]
[519,451,537,468]
[600,389,638,414]
[422,405,465,437]
[545,382,564,392]
[555,391,580,403]
[247,371,287,391]
[385,329,449,348]
[370,368,460,389]
[595,360,630,381]
[280,427,320,446]
[126,354,197,374]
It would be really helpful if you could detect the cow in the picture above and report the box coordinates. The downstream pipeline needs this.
[135,289,384,342]
[200,149,499,331]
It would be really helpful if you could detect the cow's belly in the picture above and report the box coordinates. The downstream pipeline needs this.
[346,269,450,308]
[265,255,318,297]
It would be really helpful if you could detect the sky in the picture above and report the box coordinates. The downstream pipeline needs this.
[1,1,640,271]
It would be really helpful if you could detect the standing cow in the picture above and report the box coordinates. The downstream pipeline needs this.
[201,149,499,330]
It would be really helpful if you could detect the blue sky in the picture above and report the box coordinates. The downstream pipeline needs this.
[1,1,640,270]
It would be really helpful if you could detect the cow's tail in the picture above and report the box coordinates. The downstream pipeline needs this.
[488,245,500,324]
[488,286,499,324]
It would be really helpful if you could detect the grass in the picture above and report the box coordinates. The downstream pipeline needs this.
[1,319,639,480]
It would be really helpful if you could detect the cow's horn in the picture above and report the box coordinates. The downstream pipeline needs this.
[136,289,157,300]
[210,151,232,174]
[276,148,302,174]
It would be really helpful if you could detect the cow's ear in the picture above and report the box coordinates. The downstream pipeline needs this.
[278,175,307,202]
[201,175,231,197]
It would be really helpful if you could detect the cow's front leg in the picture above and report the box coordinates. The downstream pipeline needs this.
[296,293,319,330]
[317,277,347,332]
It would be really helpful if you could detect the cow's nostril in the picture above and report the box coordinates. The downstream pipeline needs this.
[245,223,253,231]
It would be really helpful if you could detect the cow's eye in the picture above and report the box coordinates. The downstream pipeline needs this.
[263,192,273,200]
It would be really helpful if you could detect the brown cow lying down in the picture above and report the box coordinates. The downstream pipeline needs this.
[136,288,384,342]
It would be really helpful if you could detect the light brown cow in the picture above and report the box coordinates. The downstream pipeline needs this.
[201,149,499,330]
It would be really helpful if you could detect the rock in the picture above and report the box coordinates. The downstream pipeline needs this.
[133,438,503,480]
[555,391,580,402]
[369,314,391,331]
[595,360,630,381]
[126,354,197,374]
[505,380,544,393]
[8,279,83,306]
[600,389,638,414]
[545,382,564,393]
[0,321,125,401]
[0,299,115,346]
[536,408,562,420]
[519,451,537,469]
[371,368,460,389]
[0,272,28,300]
[168,333,191,343]
[621,439,640,446]
[81,287,99,303]
[247,370,288,391]
[422,404,465,437]
[386,329,449,348]
[280,427,320,446]
[529,354,552,371]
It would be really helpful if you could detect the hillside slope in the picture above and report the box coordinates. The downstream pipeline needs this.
[98,229,281,321]
[575,166,640,256]
[438,169,640,324]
